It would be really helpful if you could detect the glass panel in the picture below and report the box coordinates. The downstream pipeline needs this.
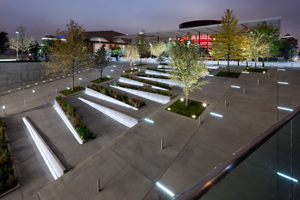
[199,113,300,200]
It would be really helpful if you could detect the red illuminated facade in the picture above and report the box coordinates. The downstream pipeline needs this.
[180,35,213,49]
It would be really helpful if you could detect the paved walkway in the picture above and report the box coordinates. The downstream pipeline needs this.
[2,64,300,200]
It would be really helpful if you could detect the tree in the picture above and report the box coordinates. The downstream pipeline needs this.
[135,30,150,64]
[212,9,243,73]
[210,42,226,65]
[42,20,91,90]
[93,45,111,79]
[279,40,296,61]
[249,22,280,67]
[9,25,35,61]
[151,42,166,63]
[124,44,140,70]
[169,36,209,108]
[0,32,9,53]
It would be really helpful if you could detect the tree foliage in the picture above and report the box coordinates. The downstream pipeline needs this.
[42,20,91,90]
[248,22,280,67]
[0,32,9,53]
[135,30,150,63]
[169,36,209,108]
[93,45,111,79]
[212,9,243,73]
[279,40,296,61]
[151,42,166,63]
[124,44,140,70]
[9,25,35,60]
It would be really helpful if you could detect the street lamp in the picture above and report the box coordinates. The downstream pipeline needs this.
[15,31,19,61]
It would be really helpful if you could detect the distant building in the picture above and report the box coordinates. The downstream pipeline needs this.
[85,31,130,53]
[281,34,298,49]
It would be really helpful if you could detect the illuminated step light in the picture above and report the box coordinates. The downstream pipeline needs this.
[107,75,111,78]
[278,68,286,71]
[156,182,174,197]
[277,81,288,85]
[145,118,154,123]
[242,71,249,73]
[231,85,241,89]
[210,112,223,118]
[277,106,293,112]
[277,172,298,182]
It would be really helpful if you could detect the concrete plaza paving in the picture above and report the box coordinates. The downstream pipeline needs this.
[1,63,300,200]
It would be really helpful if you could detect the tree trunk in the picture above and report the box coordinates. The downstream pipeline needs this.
[238,60,240,66]
[140,58,142,64]
[262,59,265,67]
[218,60,219,65]
[246,61,248,67]
[72,67,75,91]
[227,56,230,74]
[130,60,132,70]
[21,51,24,61]
[255,58,257,69]
[100,68,103,79]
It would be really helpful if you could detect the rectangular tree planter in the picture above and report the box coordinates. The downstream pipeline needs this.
[85,87,138,110]
[137,76,181,86]
[145,69,171,77]
[78,97,138,128]
[110,85,171,104]
[53,100,84,144]
[118,77,169,91]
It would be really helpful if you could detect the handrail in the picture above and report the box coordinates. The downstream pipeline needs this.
[174,106,300,200]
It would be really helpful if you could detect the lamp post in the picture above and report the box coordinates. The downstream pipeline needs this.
[98,39,101,51]
[15,31,19,61]
[149,43,152,59]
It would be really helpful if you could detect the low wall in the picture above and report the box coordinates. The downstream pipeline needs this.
[0,62,48,92]
[110,85,171,104]
[145,69,171,77]
[137,76,181,86]
[22,117,65,180]
[78,97,138,128]
[85,87,138,110]
[53,100,83,144]
[118,77,168,91]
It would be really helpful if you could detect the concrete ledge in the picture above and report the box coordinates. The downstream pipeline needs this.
[53,100,84,144]
[110,85,171,104]
[137,76,181,86]
[78,97,138,128]
[22,117,65,180]
[85,87,138,110]
[119,77,169,91]
[145,69,171,77]
[157,65,171,68]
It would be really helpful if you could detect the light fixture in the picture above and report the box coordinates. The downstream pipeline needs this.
[156,182,174,197]
[180,98,184,102]
[167,108,171,110]
[231,85,241,89]
[145,118,154,123]
[277,172,298,182]
[210,112,223,118]
[66,87,70,90]
[242,71,249,73]
[192,115,196,118]
[79,78,82,80]
[32,90,35,93]
[277,106,293,112]
[277,81,288,85]
[2,105,5,109]
[203,103,207,107]
[263,71,266,73]
[107,75,111,78]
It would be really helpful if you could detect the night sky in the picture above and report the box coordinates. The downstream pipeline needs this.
[1,0,299,45]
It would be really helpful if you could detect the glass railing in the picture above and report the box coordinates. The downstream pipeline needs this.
[174,106,300,200]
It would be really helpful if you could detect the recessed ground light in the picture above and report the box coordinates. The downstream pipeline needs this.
[107,76,111,78]
[180,98,184,102]
[203,103,207,107]
[277,106,293,112]
[192,115,196,118]
[2,106,5,109]
[66,87,70,90]
[263,71,266,73]
[277,172,298,182]
[210,112,223,118]
[32,90,35,93]
[231,85,241,88]
[167,108,171,110]
[123,71,125,73]
[145,118,154,123]
[277,81,288,85]
[156,182,174,197]
[242,71,249,74]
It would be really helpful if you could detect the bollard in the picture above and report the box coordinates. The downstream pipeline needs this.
[243,88,246,95]
[24,99,26,105]
[97,179,100,192]
[199,116,201,125]
[161,140,163,150]
[225,100,227,107]
[257,80,259,85]
[268,73,270,78]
